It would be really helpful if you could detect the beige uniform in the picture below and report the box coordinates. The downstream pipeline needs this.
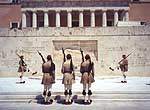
[18,60,26,72]
[80,60,95,85]
[62,60,74,85]
[41,61,55,85]
[120,59,128,72]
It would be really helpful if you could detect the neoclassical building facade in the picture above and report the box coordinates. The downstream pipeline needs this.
[1,0,150,28]
[21,0,129,28]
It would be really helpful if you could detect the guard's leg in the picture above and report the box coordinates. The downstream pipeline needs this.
[20,72,24,83]
[47,84,53,103]
[82,84,87,103]
[64,84,69,103]
[87,84,92,103]
[123,72,127,83]
[43,85,48,102]
[68,84,73,103]
[20,75,22,82]
[122,71,127,83]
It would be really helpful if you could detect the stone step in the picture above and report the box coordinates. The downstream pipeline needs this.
[1,93,150,100]
[1,98,150,104]
[1,92,150,103]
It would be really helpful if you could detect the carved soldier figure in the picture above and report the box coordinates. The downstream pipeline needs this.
[38,51,55,104]
[80,50,95,104]
[61,50,75,104]
[119,54,128,83]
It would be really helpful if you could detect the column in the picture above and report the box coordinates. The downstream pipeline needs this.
[32,11,37,28]
[125,10,129,21]
[44,11,49,27]
[102,10,107,27]
[91,10,95,27]
[67,10,72,27]
[79,10,83,27]
[22,11,27,28]
[114,10,118,26]
[56,10,60,27]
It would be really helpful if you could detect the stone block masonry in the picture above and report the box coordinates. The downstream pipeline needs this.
[0,26,150,77]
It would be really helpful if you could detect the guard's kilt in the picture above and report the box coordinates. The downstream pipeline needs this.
[80,72,95,84]
[18,66,26,72]
[41,73,55,85]
[62,73,73,85]
[120,64,128,72]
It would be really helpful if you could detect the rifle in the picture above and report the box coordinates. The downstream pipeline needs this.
[37,51,46,63]
[109,52,132,71]
[118,52,132,64]
[80,48,84,62]
[62,48,66,63]
[80,48,84,74]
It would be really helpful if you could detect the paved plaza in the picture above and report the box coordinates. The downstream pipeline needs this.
[0,76,150,110]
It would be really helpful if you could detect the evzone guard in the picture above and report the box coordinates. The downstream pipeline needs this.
[61,48,75,104]
[38,51,55,104]
[16,53,27,83]
[16,51,37,83]
[119,54,128,83]
[80,48,95,104]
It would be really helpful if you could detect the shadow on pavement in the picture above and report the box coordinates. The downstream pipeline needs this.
[35,94,86,105]
[74,98,85,105]
[35,94,45,104]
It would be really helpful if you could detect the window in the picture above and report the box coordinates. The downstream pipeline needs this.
[10,22,19,29]
[72,20,79,27]
[107,20,114,27]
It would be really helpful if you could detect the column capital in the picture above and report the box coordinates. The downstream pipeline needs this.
[67,10,72,13]
[32,10,37,13]
[43,10,49,13]
[114,9,119,12]
[79,9,84,12]
[124,10,129,12]
[102,9,107,12]
[42,9,49,12]
[90,9,95,12]
[22,10,26,13]
[55,9,61,13]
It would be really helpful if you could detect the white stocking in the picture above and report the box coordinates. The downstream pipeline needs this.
[122,72,126,81]
[64,84,68,102]
[83,84,87,102]
[68,84,72,102]
[88,84,92,102]
[43,85,47,102]
[44,85,48,91]
[48,84,52,91]
[47,84,52,102]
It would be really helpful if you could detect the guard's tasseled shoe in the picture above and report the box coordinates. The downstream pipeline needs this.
[43,91,46,96]
[124,81,127,83]
[20,81,25,83]
[121,81,127,83]
[32,71,37,75]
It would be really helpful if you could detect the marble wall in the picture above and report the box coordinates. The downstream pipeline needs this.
[0,26,150,76]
